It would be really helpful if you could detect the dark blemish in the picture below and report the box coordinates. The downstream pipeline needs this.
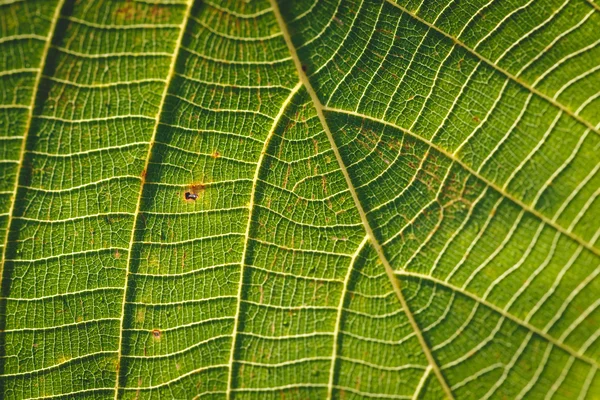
[211,151,220,159]
[152,329,161,339]
[302,65,307,72]
[185,192,198,200]
[473,115,480,123]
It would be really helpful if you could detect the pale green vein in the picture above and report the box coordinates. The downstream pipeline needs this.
[327,234,369,400]
[384,0,600,136]
[270,1,455,398]
[112,1,194,398]
[0,0,66,289]
[225,80,303,399]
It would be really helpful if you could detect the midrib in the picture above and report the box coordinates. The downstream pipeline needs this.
[268,0,455,398]
[112,1,194,398]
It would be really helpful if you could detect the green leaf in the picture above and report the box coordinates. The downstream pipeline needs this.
[0,0,598,398]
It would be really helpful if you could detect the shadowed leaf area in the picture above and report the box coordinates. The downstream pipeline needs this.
[0,0,599,399]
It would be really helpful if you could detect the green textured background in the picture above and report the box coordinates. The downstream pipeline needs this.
[0,0,598,398]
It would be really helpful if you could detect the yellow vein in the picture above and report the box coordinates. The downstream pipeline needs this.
[396,270,600,369]
[327,235,369,400]
[0,0,66,291]
[269,1,455,398]
[112,1,194,398]
[384,0,600,136]
[324,107,599,257]
[225,81,302,399]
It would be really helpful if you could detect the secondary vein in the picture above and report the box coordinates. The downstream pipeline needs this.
[225,81,303,399]
[324,107,600,257]
[0,0,66,310]
[112,1,194,398]
[384,0,600,137]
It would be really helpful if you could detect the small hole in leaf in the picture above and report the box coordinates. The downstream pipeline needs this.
[152,329,161,339]
[185,192,198,200]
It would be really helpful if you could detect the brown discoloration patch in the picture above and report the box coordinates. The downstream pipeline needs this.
[190,183,206,192]
[211,150,220,159]
[152,329,161,340]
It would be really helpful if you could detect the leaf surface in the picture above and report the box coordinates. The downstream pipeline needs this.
[0,0,599,399]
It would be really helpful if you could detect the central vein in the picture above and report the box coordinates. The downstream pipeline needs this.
[268,0,455,398]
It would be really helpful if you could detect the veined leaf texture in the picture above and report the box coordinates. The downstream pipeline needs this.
[0,0,599,398]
